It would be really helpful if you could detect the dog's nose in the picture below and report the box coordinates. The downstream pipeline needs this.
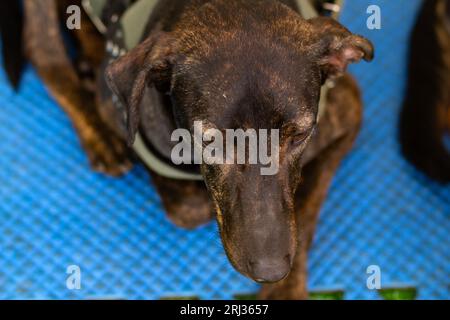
[249,255,291,283]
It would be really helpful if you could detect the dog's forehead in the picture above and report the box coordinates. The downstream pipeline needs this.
[192,47,319,97]
[192,78,318,131]
[172,25,322,129]
[173,51,320,130]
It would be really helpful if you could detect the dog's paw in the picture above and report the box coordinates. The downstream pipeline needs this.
[80,127,133,176]
[166,202,214,229]
[152,176,214,229]
[258,281,308,300]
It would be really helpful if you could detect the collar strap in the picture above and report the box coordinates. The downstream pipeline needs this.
[84,0,343,180]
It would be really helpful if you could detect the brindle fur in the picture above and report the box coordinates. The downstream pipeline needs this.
[22,0,373,299]
[399,0,450,183]
[23,0,132,176]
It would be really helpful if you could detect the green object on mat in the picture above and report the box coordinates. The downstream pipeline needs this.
[379,288,417,300]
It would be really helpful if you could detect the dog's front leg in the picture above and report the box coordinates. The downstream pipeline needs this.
[23,0,132,176]
[151,175,214,229]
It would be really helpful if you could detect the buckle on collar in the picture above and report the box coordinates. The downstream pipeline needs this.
[321,0,343,19]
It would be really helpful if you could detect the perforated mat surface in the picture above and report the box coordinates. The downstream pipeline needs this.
[0,0,448,300]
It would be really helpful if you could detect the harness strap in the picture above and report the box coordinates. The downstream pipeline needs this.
[133,133,204,180]
[82,0,108,34]
[83,0,343,181]
[296,0,343,121]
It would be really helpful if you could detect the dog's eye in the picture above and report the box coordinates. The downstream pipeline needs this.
[291,129,313,146]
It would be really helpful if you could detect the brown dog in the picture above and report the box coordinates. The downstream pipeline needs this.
[22,0,373,299]
[399,0,450,183]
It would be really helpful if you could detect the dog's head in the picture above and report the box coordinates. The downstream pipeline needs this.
[106,2,373,283]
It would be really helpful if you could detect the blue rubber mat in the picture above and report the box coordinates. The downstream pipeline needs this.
[0,0,448,300]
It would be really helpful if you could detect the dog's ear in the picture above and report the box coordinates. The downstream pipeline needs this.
[308,17,374,78]
[105,32,177,145]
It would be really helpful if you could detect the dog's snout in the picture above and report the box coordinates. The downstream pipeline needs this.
[248,255,291,283]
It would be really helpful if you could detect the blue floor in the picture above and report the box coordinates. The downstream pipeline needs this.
[0,0,448,299]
